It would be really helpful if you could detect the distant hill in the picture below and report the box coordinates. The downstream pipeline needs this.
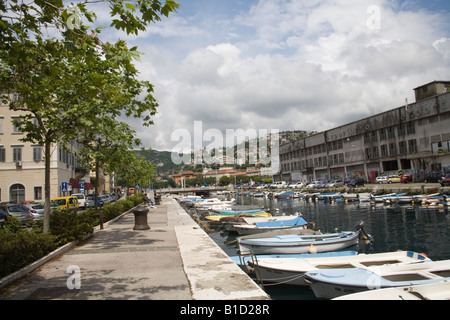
[138,130,315,177]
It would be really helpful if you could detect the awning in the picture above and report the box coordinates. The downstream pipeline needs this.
[69,178,80,188]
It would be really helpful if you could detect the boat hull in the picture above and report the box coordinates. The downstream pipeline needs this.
[248,251,429,287]
[238,231,360,255]
[305,259,450,299]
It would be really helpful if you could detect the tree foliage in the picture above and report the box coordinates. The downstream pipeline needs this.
[0,0,179,232]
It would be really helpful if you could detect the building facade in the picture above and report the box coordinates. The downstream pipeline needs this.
[0,97,92,203]
[275,81,450,183]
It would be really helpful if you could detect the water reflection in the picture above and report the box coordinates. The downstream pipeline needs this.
[199,194,450,299]
[214,195,450,260]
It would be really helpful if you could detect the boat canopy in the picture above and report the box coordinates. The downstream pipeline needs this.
[254,216,308,228]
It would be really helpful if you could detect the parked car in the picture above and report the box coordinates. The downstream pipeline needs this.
[401,174,413,183]
[0,203,32,224]
[51,196,79,211]
[326,180,343,188]
[306,181,320,189]
[0,209,7,226]
[441,174,450,186]
[270,181,287,189]
[85,194,104,207]
[387,175,401,183]
[315,181,328,188]
[72,193,86,208]
[347,178,366,187]
[99,194,111,205]
[376,176,388,184]
[423,172,442,183]
[24,202,45,220]
[290,182,304,189]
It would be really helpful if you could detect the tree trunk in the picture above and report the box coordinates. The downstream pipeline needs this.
[43,139,51,233]
[95,156,99,209]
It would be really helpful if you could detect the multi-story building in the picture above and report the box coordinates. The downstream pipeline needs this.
[0,95,93,203]
[275,81,450,183]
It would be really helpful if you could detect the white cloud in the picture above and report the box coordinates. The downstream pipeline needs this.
[126,0,450,152]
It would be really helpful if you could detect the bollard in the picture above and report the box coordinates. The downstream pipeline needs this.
[132,205,150,230]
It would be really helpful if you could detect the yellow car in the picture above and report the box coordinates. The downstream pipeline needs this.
[51,196,79,211]
[387,175,401,183]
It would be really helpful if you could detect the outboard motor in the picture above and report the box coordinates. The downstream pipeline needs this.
[355,220,373,244]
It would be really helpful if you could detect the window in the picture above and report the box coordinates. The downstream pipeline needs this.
[10,184,25,203]
[33,146,42,162]
[0,117,3,133]
[399,141,407,154]
[11,117,22,133]
[389,143,397,156]
[407,122,416,135]
[408,139,418,153]
[34,186,42,200]
[12,146,22,162]
[381,145,388,157]
[0,147,5,162]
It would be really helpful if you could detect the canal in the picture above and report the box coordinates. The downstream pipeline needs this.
[199,194,450,299]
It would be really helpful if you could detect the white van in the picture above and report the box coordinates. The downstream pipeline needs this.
[72,193,86,208]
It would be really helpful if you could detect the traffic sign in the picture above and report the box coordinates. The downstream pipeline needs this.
[62,182,68,192]
[80,183,85,192]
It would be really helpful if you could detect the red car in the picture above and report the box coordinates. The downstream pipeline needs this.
[441,174,450,186]
[401,174,413,183]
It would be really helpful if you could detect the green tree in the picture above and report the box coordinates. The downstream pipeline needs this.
[0,0,179,232]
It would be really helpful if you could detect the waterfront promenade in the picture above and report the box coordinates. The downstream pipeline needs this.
[0,197,269,300]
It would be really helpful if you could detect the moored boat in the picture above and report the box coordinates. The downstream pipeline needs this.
[334,280,450,300]
[305,259,450,299]
[230,250,359,273]
[233,216,309,236]
[248,251,430,287]
[238,230,360,255]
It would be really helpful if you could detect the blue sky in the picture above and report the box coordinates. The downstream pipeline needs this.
[94,0,450,151]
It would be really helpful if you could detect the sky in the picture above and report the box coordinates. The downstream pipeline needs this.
[95,0,450,152]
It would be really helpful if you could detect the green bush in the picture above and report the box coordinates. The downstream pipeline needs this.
[49,209,96,245]
[0,196,144,278]
[0,230,57,278]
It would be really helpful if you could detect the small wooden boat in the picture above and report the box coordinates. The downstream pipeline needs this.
[233,216,309,235]
[248,251,429,287]
[204,211,271,222]
[305,259,450,299]
[334,280,450,300]
[238,230,360,255]
[275,191,296,199]
[230,250,359,273]
[222,214,301,232]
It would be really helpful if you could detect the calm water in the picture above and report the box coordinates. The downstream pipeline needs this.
[198,194,450,299]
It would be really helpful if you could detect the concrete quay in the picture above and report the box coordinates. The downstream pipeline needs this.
[0,197,269,300]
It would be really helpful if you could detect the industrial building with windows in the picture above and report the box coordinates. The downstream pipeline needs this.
[275,81,450,183]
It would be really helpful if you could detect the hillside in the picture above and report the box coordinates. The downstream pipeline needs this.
[139,130,314,176]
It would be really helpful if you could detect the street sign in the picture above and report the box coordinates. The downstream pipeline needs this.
[62,182,68,192]
[80,183,85,192]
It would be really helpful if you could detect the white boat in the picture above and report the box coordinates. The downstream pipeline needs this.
[238,230,360,255]
[230,250,359,273]
[193,198,236,208]
[305,259,450,299]
[223,215,301,232]
[232,216,309,236]
[248,251,430,287]
[334,280,450,300]
[370,193,397,203]
[358,193,372,202]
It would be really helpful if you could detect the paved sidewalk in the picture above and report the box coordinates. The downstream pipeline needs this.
[0,197,269,300]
